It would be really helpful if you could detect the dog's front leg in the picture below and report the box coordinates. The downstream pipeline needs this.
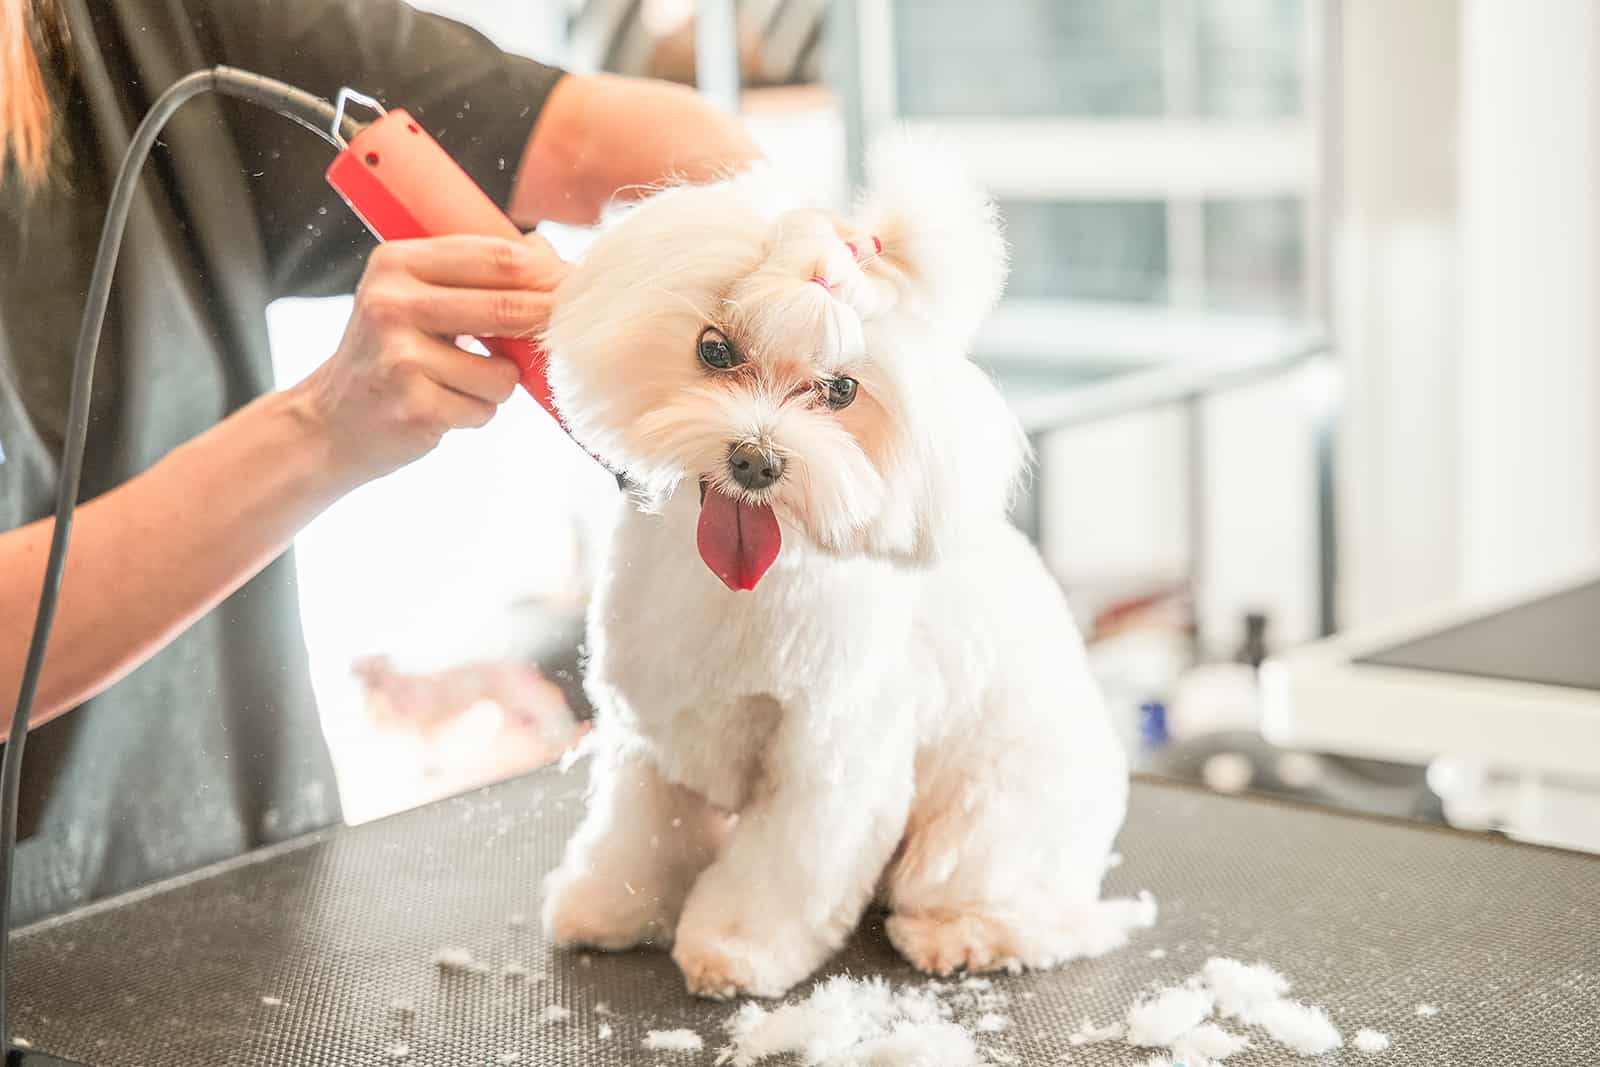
[543,741,727,951]
[671,698,914,999]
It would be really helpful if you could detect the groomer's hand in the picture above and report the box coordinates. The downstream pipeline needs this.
[290,232,566,490]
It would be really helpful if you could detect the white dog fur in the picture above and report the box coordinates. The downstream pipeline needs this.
[538,134,1130,999]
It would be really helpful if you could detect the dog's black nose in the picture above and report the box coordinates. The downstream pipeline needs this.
[728,442,784,491]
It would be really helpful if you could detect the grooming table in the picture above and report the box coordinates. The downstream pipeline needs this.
[10,767,1598,1066]
[1265,571,1600,784]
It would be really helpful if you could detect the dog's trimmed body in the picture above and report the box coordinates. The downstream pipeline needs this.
[539,138,1130,998]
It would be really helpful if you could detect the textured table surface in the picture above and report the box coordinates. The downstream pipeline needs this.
[10,765,1599,1066]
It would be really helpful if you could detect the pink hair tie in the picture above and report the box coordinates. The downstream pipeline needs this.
[809,275,832,291]
[843,236,883,259]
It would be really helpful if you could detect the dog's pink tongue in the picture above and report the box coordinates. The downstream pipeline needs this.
[696,485,781,591]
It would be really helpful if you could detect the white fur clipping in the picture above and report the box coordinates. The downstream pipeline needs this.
[1170,1023,1250,1063]
[1354,1028,1391,1054]
[1240,999,1343,1056]
[1202,957,1292,1018]
[1068,1018,1127,1046]
[720,977,985,1066]
[1125,984,1217,1047]
[432,946,487,974]
[642,1029,705,1052]
[1064,955,1386,1064]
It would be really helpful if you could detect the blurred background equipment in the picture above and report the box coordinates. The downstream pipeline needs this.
[267,0,1597,852]
[567,0,828,89]
[1264,568,1600,851]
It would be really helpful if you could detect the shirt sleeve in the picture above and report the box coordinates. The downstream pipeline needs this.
[193,0,567,299]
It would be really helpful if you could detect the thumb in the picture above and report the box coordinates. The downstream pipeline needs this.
[519,230,571,288]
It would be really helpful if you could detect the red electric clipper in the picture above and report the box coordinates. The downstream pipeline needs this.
[324,92,557,419]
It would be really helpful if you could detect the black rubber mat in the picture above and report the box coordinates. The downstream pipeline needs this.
[9,767,1599,1065]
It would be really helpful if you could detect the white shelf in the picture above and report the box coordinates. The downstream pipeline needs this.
[895,118,1316,200]
[978,299,1323,369]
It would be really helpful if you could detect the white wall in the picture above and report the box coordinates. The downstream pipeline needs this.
[1333,0,1463,626]
[1336,0,1600,626]
[1456,0,1600,598]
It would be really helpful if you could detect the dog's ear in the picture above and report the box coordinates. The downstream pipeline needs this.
[851,129,1009,346]
[857,317,1030,567]
[911,348,1031,564]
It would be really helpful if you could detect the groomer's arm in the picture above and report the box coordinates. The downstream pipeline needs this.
[0,234,561,730]
[508,74,762,227]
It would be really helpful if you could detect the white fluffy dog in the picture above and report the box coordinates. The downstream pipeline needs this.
[538,137,1133,999]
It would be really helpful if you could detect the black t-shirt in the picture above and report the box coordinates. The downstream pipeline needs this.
[0,0,564,924]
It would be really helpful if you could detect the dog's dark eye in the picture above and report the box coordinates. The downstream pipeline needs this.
[698,327,739,371]
[824,376,858,410]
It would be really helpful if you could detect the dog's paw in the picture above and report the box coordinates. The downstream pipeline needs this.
[671,926,818,1000]
[671,902,828,1000]
[671,934,765,1000]
[887,910,1020,977]
[541,867,675,951]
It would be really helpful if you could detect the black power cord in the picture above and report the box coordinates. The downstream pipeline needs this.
[0,66,365,1059]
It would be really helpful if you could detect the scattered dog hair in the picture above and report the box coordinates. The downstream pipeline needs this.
[643,1029,705,1052]
[1354,1028,1391,1053]
[1416,1003,1440,1017]
[399,936,1410,1063]
[260,996,283,1007]
[1065,957,1377,1064]
[842,1020,983,1066]
[1068,1018,1126,1046]
[718,975,986,1066]
[1147,948,1167,959]
[1125,983,1217,1046]
[1240,998,1342,1056]
[501,960,529,981]
[1169,1022,1249,1062]
[433,946,487,974]
[1202,957,1292,1019]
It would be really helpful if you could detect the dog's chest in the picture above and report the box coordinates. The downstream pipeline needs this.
[587,511,813,809]
[588,502,924,808]
[598,607,785,809]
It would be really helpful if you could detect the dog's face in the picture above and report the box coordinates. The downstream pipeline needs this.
[543,136,1027,588]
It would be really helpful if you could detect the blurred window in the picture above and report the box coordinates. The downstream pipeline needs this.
[852,0,1315,326]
